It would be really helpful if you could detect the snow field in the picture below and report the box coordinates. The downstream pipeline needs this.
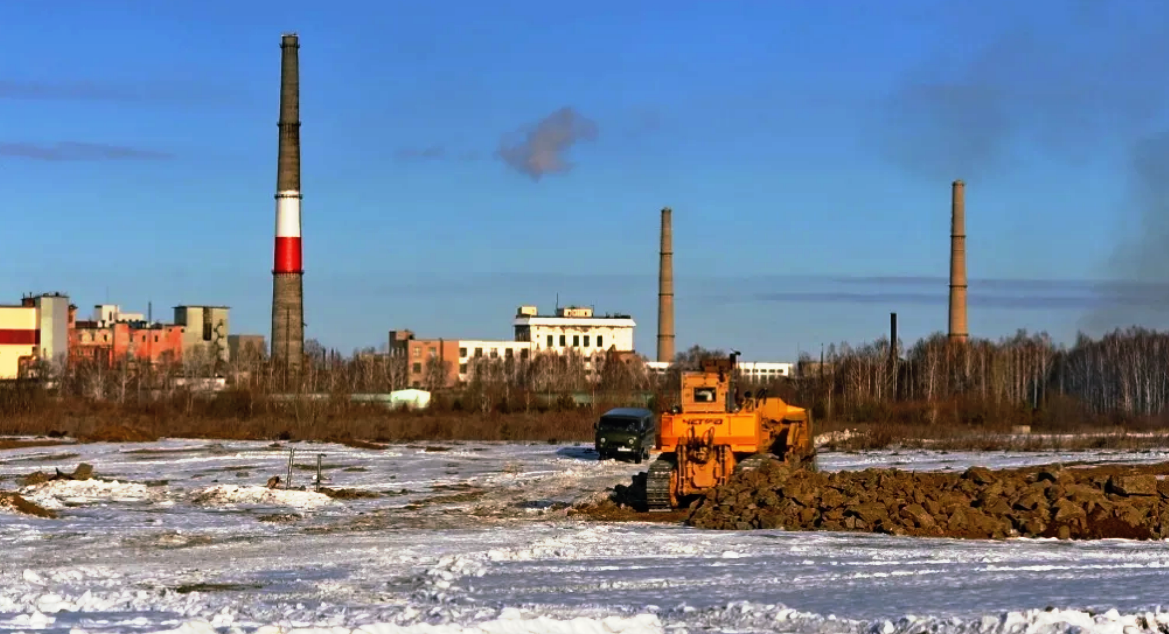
[4,439,1169,633]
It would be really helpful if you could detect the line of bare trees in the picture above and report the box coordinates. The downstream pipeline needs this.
[791,327,1169,429]
[10,326,1168,429]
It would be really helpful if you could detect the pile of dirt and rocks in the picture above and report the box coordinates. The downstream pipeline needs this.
[19,463,94,486]
[687,461,1169,540]
[0,492,58,518]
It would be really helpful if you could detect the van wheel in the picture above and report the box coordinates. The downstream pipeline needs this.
[635,448,645,464]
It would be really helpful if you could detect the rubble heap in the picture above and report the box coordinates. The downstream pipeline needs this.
[687,461,1169,540]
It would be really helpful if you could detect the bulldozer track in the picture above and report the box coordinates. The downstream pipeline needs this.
[646,456,676,511]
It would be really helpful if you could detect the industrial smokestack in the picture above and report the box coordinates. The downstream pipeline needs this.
[890,311,898,401]
[890,312,898,360]
[271,32,305,374]
[948,179,968,344]
[656,207,675,364]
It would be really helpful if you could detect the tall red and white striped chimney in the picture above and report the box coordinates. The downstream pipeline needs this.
[271,32,304,374]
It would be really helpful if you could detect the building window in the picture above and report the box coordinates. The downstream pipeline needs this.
[412,362,422,373]
[572,335,579,346]
[521,349,529,359]
[154,335,159,343]
[490,348,498,358]
[428,346,436,358]
[559,335,566,346]
[583,335,590,347]
[475,347,483,357]
[459,347,467,357]
[505,348,513,358]
[597,335,603,348]
[413,347,421,358]
[547,335,554,348]
[459,363,467,373]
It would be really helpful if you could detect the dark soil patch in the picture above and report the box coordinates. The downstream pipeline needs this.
[4,452,81,463]
[0,492,58,518]
[413,488,488,506]
[405,445,451,453]
[338,439,387,450]
[123,447,206,456]
[173,582,263,594]
[318,487,380,500]
[0,439,75,451]
[256,513,301,523]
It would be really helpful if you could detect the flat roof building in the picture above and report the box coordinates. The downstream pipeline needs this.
[646,360,794,382]
[513,305,636,356]
[393,304,639,389]
[0,293,70,379]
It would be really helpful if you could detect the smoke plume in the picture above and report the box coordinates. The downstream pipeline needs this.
[0,142,173,161]
[874,4,1169,331]
[496,107,598,180]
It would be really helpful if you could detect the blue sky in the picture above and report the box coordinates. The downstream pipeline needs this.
[4,0,1169,360]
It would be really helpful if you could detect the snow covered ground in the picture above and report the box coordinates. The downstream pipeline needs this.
[4,439,1169,634]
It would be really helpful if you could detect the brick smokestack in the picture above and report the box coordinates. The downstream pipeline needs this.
[271,32,304,374]
[948,179,968,343]
[656,207,675,363]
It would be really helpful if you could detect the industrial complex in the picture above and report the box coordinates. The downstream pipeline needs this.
[0,296,265,381]
[1,34,974,390]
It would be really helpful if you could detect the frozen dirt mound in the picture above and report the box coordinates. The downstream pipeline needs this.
[0,492,57,518]
[688,461,1169,540]
[19,479,162,509]
[190,485,336,509]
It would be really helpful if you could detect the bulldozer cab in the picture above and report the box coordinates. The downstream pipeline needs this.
[678,355,737,414]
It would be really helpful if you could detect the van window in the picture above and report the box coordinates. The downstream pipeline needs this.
[598,416,640,431]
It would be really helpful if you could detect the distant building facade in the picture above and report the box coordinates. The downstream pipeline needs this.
[174,305,230,365]
[70,304,184,367]
[0,293,70,379]
[645,360,794,382]
[390,304,638,389]
[228,334,266,363]
[512,305,635,355]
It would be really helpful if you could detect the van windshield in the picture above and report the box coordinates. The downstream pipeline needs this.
[598,416,640,431]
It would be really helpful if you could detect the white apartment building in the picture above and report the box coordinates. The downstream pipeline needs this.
[646,360,794,382]
[512,305,635,355]
[396,304,638,387]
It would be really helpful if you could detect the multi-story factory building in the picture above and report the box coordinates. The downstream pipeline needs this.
[391,304,637,388]
[70,304,184,367]
[0,293,70,380]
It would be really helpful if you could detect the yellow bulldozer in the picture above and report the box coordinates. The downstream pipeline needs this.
[645,352,816,511]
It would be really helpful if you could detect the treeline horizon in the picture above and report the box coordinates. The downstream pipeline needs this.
[0,326,1166,442]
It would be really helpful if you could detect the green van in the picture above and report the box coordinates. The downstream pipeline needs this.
[593,407,656,463]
